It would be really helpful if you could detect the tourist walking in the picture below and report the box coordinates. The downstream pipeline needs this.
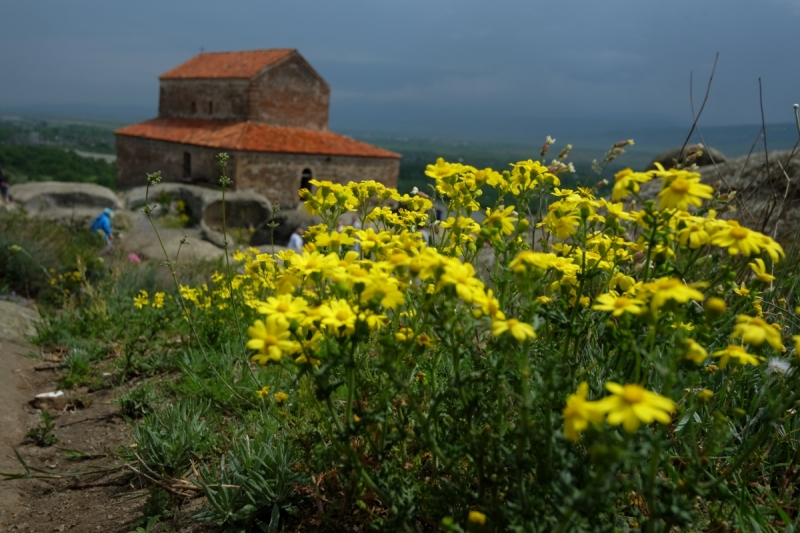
[90,208,115,248]
[288,227,304,252]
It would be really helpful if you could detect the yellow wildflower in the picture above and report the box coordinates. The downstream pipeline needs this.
[748,258,775,283]
[274,391,289,403]
[482,205,518,236]
[677,223,710,249]
[396,327,415,342]
[611,168,651,201]
[656,172,713,210]
[562,382,605,442]
[592,291,645,316]
[439,261,484,303]
[712,345,761,368]
[319,299,357,336]
[697,389,714,402]
[152,292,165,309]
[710,222,763,256]
[425,157,460,179]
[491,318,536,342]
[596,382,676,433]
[257,294,308,321]
[472,289,505,319]
[684,339,708,364]
[641,278,704,310]
[731,315,784,351]
[133,290,149,309]
[468,511,487,525]
[247,315,297,364]
[256,386,271,399]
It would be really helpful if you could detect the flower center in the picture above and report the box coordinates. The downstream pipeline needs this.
[730,227,748,239]
[669,179,691,193]
[336,310,351,321]
[614,297,630,308]
[621,385,645,404]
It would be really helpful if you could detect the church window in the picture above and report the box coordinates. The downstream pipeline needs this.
[183,152,191,178]
[300,168,312,192]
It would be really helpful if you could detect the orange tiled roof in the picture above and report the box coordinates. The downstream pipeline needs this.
[160,50,295,79]
[115,118,401,159]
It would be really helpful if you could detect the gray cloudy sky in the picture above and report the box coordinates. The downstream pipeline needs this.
[1,0,798,140]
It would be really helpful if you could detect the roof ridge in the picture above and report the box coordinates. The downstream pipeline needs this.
[159,49,298,80]
[235,121,252,151]
[196,48,295,55]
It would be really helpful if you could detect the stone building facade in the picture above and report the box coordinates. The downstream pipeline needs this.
[116,49,399,207]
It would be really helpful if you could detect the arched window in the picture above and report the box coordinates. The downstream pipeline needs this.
[183,152,191,178]
[190,101,197,114]
[300,168,313,191]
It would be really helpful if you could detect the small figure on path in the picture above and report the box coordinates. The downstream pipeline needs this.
[90,208,115,248]
[288,227,304,252]
[0,169,9,205]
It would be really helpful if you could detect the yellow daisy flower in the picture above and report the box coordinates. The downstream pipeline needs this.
[712,345,762,368]
[748,258,775,283]
[491,318,536,342]
[592,291,646,316]
[596,382,676,433]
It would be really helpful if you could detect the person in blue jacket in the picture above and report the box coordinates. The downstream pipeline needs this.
[90,208,115,248]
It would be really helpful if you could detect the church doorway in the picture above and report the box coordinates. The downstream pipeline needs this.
[300,168,313,192]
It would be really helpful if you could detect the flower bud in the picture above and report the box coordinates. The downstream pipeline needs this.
[704,297,727,320]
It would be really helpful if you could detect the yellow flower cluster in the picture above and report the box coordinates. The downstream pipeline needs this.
[133,289,167,310]
[132,148,798,456]
[563,382,677,440]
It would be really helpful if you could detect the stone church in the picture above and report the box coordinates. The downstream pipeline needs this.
[115,49,400,208]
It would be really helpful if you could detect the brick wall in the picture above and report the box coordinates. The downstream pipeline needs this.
[116,136,232,189]
[158,79,251,120]
[234,152,399,208]
[116,138,399,209]
[247,55,330,130]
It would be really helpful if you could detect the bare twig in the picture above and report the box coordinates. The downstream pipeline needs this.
[679,53,719,164]
[758,78,777,232]
[771,161,792,240]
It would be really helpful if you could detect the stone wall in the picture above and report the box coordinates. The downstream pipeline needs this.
[158,79,251,120]
[116,136,232,189]
[116,137,399,209]
[247,55,330,130]
[234,152,400,208]
[157,56,329,129]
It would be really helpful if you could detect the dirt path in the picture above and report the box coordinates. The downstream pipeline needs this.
[0,301,144,532]
[0,300,40,522]
[0,301,212,533]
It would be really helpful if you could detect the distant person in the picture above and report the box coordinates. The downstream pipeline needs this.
[0,169,9,205]
[288,227,304,252]
[90,208,115,248]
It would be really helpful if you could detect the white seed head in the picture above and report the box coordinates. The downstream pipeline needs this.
[766,357,791,376]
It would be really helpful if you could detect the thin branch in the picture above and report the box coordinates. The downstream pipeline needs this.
[758,78,776,232]
[679,53,719,163]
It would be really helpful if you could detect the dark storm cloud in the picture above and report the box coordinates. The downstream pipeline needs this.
[1,0,798,137]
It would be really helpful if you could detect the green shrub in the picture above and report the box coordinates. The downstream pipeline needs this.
[0,144,117,189]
